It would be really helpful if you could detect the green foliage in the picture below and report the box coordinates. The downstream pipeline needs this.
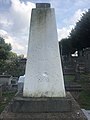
[5,59,25,77]
[0,37,12,60]
[0,37,25,76]
[76,73,90,109]
[64,74,90,109]
[59,9,90,55]
[60,38,76,55]
[70,9,90,51]
[9,52,17,59]
[0,60,7,74]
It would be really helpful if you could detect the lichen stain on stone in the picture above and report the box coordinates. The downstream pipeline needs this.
[36,9,51,25]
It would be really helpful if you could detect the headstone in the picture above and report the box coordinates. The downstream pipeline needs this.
[23,3,65,97]
[18,75,25,93]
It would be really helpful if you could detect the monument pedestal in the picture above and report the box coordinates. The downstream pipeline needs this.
[0,92,87,120]
[8,93,72,113]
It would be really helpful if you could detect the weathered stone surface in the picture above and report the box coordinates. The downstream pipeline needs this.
[8,93,72,113]
[36,3,50,8]
[23,3,65,98]
[0,92,87,120]
[18,75,25,93]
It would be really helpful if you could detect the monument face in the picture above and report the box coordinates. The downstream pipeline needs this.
[23,3,66,97]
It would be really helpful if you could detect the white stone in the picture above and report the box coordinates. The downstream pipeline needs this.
[18,75,25,92]
[82,109,90,120]
[23,6,66,97]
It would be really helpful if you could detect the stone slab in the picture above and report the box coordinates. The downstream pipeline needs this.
[8,93,72,113]
[36,3,50,8]
[0,92,87,120]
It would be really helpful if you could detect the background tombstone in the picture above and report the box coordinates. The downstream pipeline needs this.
[18,75,25,93]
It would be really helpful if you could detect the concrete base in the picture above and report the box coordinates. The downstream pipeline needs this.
[8,93,71,113]
[0,92,87,120]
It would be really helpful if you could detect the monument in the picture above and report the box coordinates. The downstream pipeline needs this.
[0,3,87,120]
[23,3,65,98]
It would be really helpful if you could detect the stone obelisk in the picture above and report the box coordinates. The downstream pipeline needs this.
[23,3,65,97]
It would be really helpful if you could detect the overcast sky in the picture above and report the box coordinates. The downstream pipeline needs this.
[0,0,90,56]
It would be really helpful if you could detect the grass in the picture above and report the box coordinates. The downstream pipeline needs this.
[0,91,16,113]
[77,73,90,109]
[64,73,90,109]
[78,90,90,109]
[64,75,75,84]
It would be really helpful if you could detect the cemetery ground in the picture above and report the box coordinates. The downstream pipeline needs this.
[64,73,90,110]
[0,73,90,114]
[0,91,16,113]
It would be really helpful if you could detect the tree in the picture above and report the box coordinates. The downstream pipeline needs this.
[0,37,12,74]
[59,9,90,56]
[0,37,25,76]
[5,59,25,77]
[0,37,12,60]
[59,38,76,56]
[70,9,90,51]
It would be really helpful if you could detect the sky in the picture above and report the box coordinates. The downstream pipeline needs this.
[0,0,90,57]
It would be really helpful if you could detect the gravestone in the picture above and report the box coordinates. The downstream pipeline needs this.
[0,3,87,120]
[18,75,25,93]
[23,3,65,98]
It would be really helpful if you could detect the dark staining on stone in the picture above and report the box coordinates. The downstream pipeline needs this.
[36,9,51,27]
[35,3,51,25]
